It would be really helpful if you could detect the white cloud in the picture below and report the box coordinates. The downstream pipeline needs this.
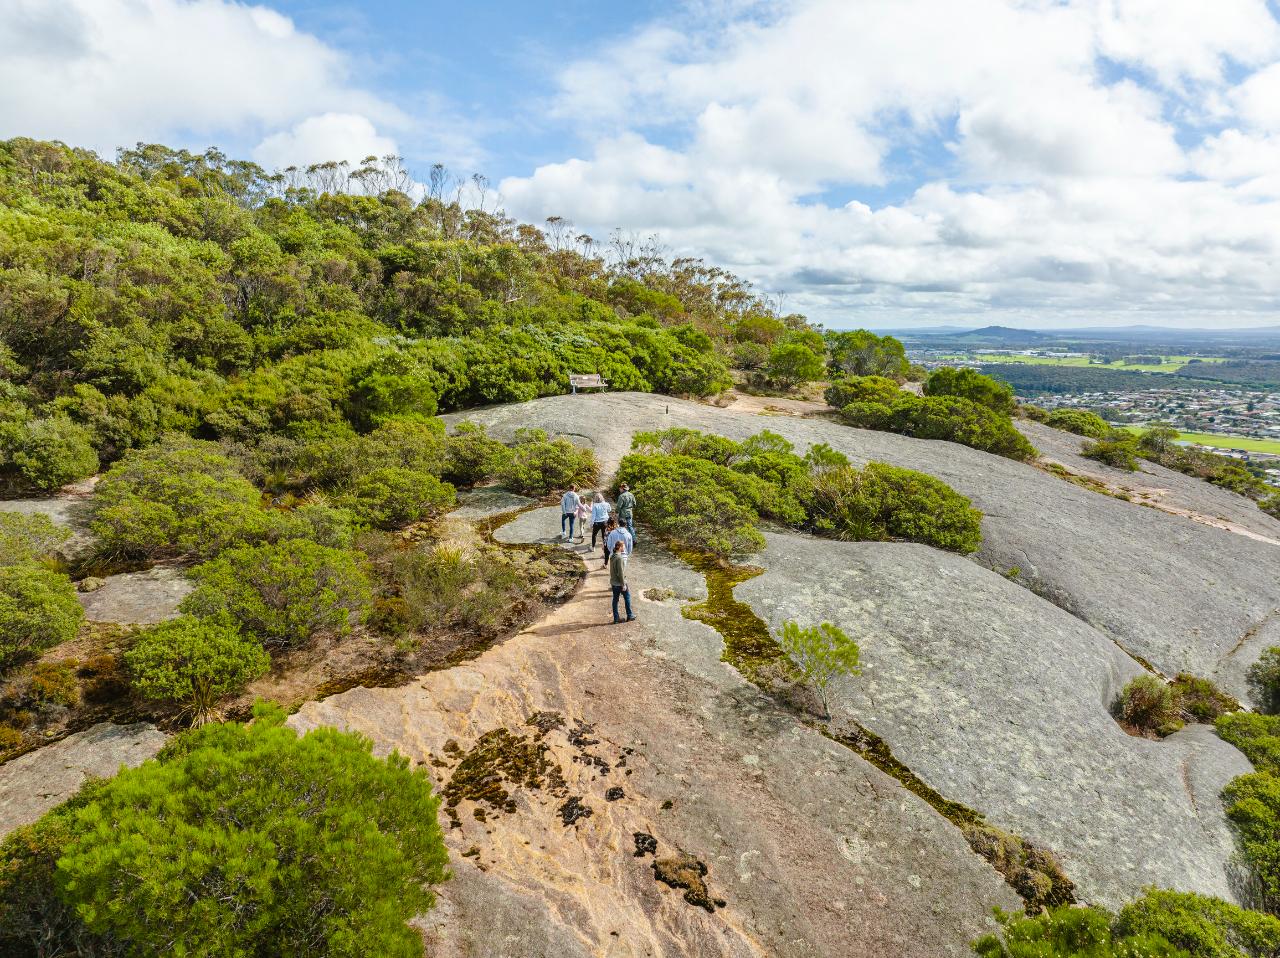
[501,0,1280,326]
[253,112,398,169]
[0,0,413,168]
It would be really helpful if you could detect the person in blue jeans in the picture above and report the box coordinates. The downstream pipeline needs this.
[560,485,580,540]
[609,541,635,622]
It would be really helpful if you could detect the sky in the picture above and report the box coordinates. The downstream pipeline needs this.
[3,1,1280,330]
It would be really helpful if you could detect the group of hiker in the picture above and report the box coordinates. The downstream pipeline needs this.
[558,484,638,624]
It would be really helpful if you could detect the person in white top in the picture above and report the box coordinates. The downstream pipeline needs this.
[589,492,612,549]
[574,495,590,542]
[560,485,580,541]
[605,522,633,565]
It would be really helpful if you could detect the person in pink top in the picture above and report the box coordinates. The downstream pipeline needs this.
[574,495,590,542]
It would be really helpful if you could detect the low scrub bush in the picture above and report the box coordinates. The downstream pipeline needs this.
[0,511,70,565]
[88,438,275,560]
[1222,773,1280,914]
[824,375,900,409]
[0,707,449,956]
[617,452,767,559]
[24,661,80,709]
[1216,713,1280,775]
[808,462,983,553]
[1082,437,1141,471]
[1044,408,1113,439]
[841,394,1038,461]
[338,467,456,529]
[0,565,83,669]
[1115,888,1280,958]
[181,540,373,649]
[975,889,1280,957]
[924,367,1016,415]
[1116,675,1183,737]
[1170,674,1240,723]
[1248,648,1280,714]
[0,415,99,493]
[766,341,825,391]
[441,422,512,487]
[124,615,270,724]
[498,429,597,495]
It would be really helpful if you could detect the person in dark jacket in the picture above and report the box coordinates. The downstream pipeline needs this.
[609,541,634,623]
[616,483,637,542]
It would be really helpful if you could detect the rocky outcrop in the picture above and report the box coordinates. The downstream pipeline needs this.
[77,565,193,625]
[0,722,166,837]
[446,394,1280,705]
[292,509,1018,957]
[737,532,1252,909]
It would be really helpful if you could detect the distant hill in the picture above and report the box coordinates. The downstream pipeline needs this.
[951,325,1054,345]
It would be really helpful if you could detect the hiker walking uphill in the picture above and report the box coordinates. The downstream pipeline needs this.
[574,493,590,543]
[616,483,637,542]
[609,541,635,623]
[560,485,580,541]
[604,517,632,567]
[589,492,611,549]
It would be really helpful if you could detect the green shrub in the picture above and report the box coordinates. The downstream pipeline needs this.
[824,375,901,409]
[841,394,1038,461]
[1082,437,1141,471]
[38,707,448,955]
[1019,403,1049,422]
[0,783,114,956]
[631,427,744,466]
[1248,648,1280,714]
[442,422,512,486]
[0,416,99,492]
[616,453,766,559]
[0,565,83,668]
[1169,674,1240,723]
[289,502,359,549]
[731,341,769,370]
[808,462,983,554]
[1222,772,1280,914]
[775,621,861,719]
[338,467,456,529]
[1261,494,1280,520]
[826,329,908,379]
[766,342,825,390]
[1117,675,1184,737]
[924,367,1016,415]
[1138,424,1181,457]
[1216,713,1280,775]
[1044,409,1113,439]
[1115,888,1280,958]
[181,540,373,649]
[973,904,1185,957]
[498,429,597,495]
[385,543,528,635]
[0,511,71,565]
[124,615,270,724]
[88,438,273,560]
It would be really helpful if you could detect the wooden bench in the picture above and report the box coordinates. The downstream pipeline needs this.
[568,373,607,394]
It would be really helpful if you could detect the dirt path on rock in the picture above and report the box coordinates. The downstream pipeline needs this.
[290,513,1015,958]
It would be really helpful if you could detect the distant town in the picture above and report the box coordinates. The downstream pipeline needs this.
[903,335,1280,484]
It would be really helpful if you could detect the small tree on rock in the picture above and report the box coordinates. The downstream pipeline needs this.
[775,620,862,719]
[125,615,270,725]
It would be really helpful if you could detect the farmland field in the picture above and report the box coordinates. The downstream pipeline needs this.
[944,354,1228,373]
[1121,427,1280,455]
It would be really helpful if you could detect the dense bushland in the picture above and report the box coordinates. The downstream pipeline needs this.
[0,137,821,496]
[616,427,982,559]
[1215,712,1280,915]
[0,706,449,956]
[1043,408,1112,439]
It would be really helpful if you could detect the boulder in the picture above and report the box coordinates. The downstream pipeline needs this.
[0,722,166,837]
[737,532,1252,909]
[77,565,193,625]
